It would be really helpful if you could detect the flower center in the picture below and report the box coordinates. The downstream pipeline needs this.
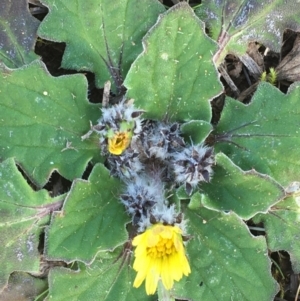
[147,237,176,258]
[115,133,126,145]
[108,131,131,155]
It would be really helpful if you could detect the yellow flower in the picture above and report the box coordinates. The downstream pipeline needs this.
[108,131,131,155]
[132,223,191,295]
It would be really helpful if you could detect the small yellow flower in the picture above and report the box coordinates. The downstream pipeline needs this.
[132,223,191,295]
[108,131,131,155]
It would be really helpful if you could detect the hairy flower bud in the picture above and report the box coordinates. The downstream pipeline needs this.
[136,121,185,160]
[107,148,143,180]
[172,144,214,195]
[107,130,132,155]
[93,98,144,155]
[120,177,160,226]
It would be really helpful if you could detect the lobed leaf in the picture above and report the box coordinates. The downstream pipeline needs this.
[38,0,165,93]
[0,60,102,187]
[253,196,300,273]
[181,120,212,145]
[214,82,300,186]
[173,207,279,301]
[125,2,222,123]
[47,251,156,301]
[45,163,130,263]
[0,0,39,68]
[199,153,285,219]
[0,158,55,291]
[195,0,300,65]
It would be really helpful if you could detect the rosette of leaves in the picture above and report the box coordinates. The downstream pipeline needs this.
[1,1,300,301]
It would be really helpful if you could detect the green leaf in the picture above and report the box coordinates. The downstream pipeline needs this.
[0,0,39,68]
[176,185,191,201]
[47,251,156,301]
[253,196,300,273]
[181,120,212,144]
[0,158,55,291]
[0,272,48,301]
[198,153,285,219]
[38,0,165,93]
[195,0,300,65]
[214,82,300,186]
[46,163,130,263]
[173,207,279,301]
[0,60,102,187]
[125,2,222,123]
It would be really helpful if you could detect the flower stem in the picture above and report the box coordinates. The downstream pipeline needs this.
[157,281,175,301]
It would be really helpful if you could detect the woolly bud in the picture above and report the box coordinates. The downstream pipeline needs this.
[146,205,187,235]
[150,204,178,225]
[172,144,214,195]
[120,177,163,226]
[93,98,144,155]
[136,121,185,160]
[107,148,143,180]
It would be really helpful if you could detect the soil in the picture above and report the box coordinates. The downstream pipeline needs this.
[27,1,300,300]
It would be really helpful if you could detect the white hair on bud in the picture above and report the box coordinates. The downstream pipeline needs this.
[151,203,177,224]
[171,143,214,191]
[125,175,163,202]
[133,118,143,135]
[137,216,151,232]
[149,145,169,159]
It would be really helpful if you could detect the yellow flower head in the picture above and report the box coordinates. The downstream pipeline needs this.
[108,131,131,155]
[132,223,191,295]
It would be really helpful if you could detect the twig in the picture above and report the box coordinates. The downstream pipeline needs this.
[295,282,300,301]
[218,64,240,97]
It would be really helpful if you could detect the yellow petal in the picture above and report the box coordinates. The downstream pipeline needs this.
[173,234,183,252]
[145,259,161,295]
[132,233,143,246]
[133,269,147,289]
[147,229,160,247]
[181,254,191,275]
[161,256,174,290]
[133,250,149,271]
[173,253,185,281]
[134,240,147,256]
[133,257,151,288]
[160,226,173,239]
